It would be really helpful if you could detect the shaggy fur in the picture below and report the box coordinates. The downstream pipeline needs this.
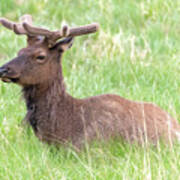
[0,37,180,149]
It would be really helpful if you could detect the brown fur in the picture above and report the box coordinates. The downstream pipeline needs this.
[0,37,180,149]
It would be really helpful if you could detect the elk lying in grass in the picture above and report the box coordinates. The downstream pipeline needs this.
[0,15,179,149]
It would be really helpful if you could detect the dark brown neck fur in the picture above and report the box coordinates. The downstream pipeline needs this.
[22,57,83,143]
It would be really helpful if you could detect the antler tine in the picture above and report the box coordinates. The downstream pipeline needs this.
[20,14,33,25]
[0,14,33,35]
[55,23,99,38]
[0,17,23,34]
[23,22,53,37]
[14,14,33,35]
[68,23,99,37]
[0,18,14,30]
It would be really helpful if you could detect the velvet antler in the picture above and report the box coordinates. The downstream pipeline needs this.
[0,14,99,47]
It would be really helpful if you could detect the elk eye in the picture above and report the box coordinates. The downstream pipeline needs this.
[37,55,45,60]
[36,55,46,63]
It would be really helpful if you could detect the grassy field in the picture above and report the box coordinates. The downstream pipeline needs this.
[0,0,180,179]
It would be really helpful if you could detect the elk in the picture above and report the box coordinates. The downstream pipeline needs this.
[0,15,179,149]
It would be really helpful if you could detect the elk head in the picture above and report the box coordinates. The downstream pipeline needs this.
[0,15,99,86]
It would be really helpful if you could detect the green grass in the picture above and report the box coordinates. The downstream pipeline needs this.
[0,0,180,179]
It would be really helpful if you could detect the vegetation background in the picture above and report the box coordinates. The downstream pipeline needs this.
[0,0,180,179]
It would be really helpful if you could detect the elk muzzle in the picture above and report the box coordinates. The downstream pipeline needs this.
[0,64,20,83]
[0,67,8,77]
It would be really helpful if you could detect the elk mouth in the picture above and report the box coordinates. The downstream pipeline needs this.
[0,68,20,83]
[1,77,19,83]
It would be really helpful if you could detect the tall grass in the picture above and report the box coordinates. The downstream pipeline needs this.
[0,0,180,179]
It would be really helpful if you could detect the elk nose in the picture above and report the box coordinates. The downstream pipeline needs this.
[0,67,8,77]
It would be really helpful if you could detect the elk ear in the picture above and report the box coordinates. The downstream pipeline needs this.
[55,37,74,52]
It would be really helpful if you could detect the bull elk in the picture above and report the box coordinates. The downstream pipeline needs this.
[0,15,179,149]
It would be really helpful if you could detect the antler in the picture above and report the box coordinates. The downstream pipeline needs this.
[23,22,99,47]
[0,14,99,47]
[0,14,33,35]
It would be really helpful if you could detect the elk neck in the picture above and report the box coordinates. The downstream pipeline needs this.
[21,55,83,135]
[22,59,72,114]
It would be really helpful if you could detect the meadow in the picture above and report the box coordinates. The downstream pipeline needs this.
[0,0,180,179]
